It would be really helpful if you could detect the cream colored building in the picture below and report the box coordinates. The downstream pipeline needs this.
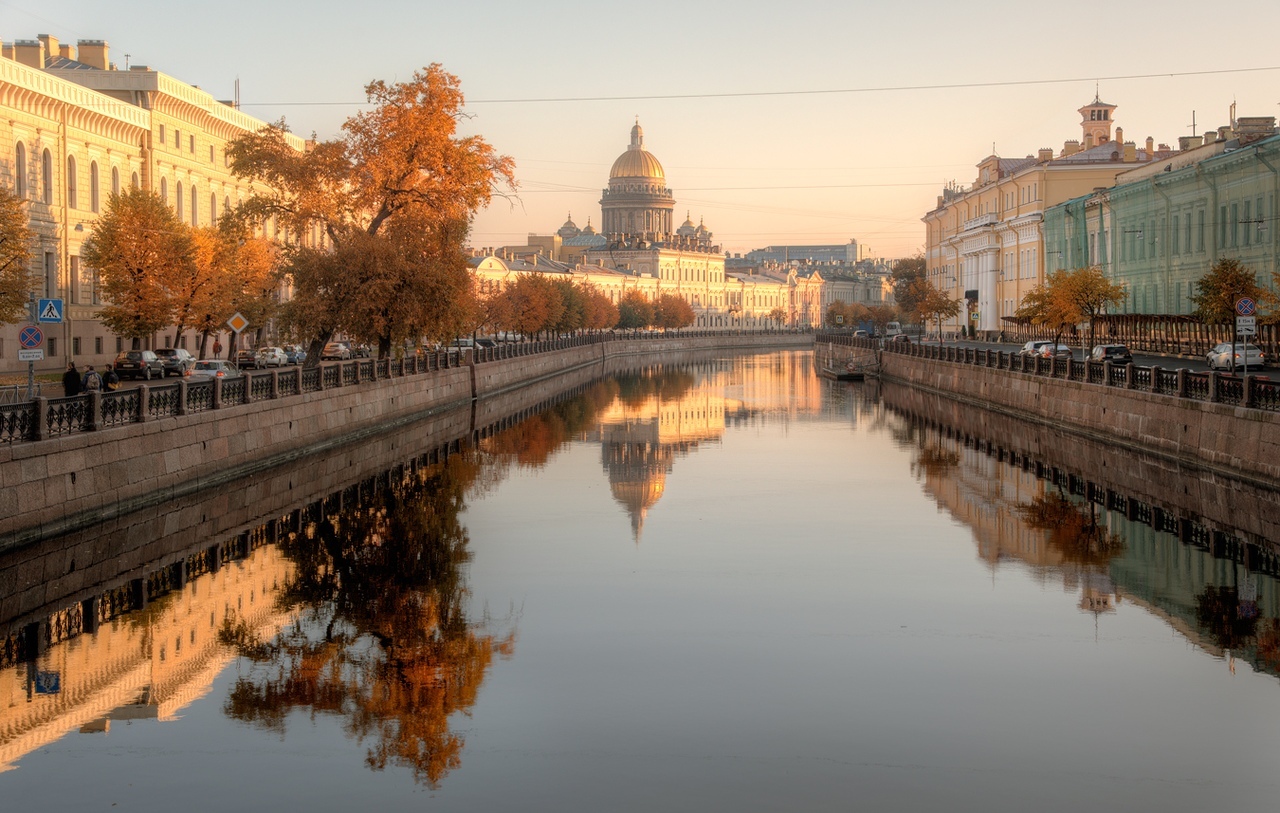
[922,97,1173,336]
[0,35,305,375]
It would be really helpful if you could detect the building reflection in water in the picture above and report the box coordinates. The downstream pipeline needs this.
[0,542,293,773]
[891,408,1280,679]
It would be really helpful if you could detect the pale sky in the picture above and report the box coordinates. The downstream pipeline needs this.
[11,1,1280,258]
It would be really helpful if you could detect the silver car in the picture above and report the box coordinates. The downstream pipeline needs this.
[1206,342,1267,371]
[185,360,243,381]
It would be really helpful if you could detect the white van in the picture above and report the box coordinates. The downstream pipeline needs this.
[884,322,903,338]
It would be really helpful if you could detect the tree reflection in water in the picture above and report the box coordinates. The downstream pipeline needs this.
[220,454,515,788]
[1018,491,1125,569]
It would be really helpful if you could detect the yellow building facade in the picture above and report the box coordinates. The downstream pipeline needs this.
[922,98,1173,336]
[0,35,305,375]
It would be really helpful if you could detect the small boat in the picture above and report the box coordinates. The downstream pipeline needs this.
[819,358,873,381]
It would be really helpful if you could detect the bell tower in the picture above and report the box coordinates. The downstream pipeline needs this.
[1078,94,1117,146]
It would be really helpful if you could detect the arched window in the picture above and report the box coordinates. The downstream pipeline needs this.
[176,182,183,219]
[42,149,53,204]
[160,177,168,203]
[15,142,26,198]
[210,193,217,224]
[224,195,231,216]
[131,171,139,190]
[111,166,120,197]
[190,185,198,226]
[90,161,100,213]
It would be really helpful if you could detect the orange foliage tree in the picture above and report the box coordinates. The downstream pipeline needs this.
[654,293,696,330]
[227,64,516,361]
[0,186,34,324]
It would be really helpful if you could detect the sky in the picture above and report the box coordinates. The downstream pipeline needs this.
[10,1,1280,258]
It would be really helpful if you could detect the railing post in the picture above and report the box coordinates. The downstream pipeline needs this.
[33,396,49,441]
[1124,363,1135,389]
[85,391,102,430]
[1208,371,1220,403]
[1102,360,1112,386]
[1244,375,1256,409]
[1150,366,1163,395]
[270,370,280,399]
[353,361,362,385]
[295,366,303,393]
[137,384,150,422]
[212,377,223,409]
[1064,357,1073,380]
[176,381,188,416]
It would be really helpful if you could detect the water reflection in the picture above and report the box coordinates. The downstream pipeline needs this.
[220,454,515,788]
[887,391,1280,679]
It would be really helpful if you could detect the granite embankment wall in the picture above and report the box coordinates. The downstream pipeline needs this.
[0,333,809,550]
[878,352,1280,490]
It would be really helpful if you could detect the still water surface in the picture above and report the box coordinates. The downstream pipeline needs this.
[4,351,1280,811]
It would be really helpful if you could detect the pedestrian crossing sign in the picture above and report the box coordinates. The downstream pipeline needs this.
[37,298,63,323]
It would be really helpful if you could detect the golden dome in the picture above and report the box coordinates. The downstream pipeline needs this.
[609,121,665,180]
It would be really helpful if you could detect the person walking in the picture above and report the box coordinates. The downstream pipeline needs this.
[62,362,82,397]
[213,338,222,359]
[103,363,120,391]
[82,364,104,393]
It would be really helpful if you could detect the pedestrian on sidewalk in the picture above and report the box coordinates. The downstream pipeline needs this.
[62,362,82,397]
[82,365,104,392]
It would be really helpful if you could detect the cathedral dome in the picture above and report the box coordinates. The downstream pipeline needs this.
[609,121,665,180]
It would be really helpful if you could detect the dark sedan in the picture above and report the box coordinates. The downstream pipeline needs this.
[113,350,164,380]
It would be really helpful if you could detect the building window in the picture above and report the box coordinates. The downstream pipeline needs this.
[131,171,139,190]
[48,336,57,358]
[111,166,120,197]
[15,142,26,197]
[45,251,56,297]
[92,267,101,305]
[1172,215,1180,255]
[42,149,53,204]
[191,185,198,226]
[116,337,123,353]
[176,182,183,219]
[90,161,100,213]
[209,145,214,163]
[94,337,102,354]
[66,155,77,209]
[210,194,217,224]
[174,128,180,147]
[69,256,79,304]
[161,178,168,204]
[1230,203,1239,247]
[159,124,165,144]
[1219,206,1228,247]
[73,336,81,356]
[1244,201,1252,246]
[190,134,195,153]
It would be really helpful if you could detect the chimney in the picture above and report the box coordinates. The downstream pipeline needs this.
[12,39,44,69]
[36,33,57,62]
[1179,135,1204,151]
[1062,140,1081,156]
[1217,125,1231,142]
[76,39,109,70]
[1115,127,1123,144]
[1084,134,1095,149]
[1145,136,1154,155]
[58,43,75,60]
[1038,148,1054,162]
[1123,142,1137,163]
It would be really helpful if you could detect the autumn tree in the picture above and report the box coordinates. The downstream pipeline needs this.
[890,254,927,316]
[910,280,962,346]
[494,273,563,339]
[227,64,516,362]
[580,283,619,331]
[1016,267,1125,351]
[1192,258,1277,326]
[767,306,788,329]
[551,278,586,334]
[866,304,899,338]
[81,188,194,339]
[825,300,870,329]
[654,293,695,331]
[0,186,34,324]
[617,289,654,331]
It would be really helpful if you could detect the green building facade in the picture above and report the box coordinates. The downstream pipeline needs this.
[1044,127,1280,315]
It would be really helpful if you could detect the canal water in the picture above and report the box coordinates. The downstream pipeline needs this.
[3,350,1280,811]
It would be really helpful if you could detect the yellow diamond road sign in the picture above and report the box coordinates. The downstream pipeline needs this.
[227,312,249,333]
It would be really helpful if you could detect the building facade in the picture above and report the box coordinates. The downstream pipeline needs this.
[1042,115,1280,315]
[1,35,305,375]
[923,98,1173,335]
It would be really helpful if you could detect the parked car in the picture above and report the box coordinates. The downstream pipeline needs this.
[889,334,911,344]
[186,360,242,381]
[351,344,372,358]
[475,338,498,349]
[1036,343,1074,360]
[154,347,196,377]
[853,329,869,339]
[113,349,164,380]
[255,346,288,368]
[321,342,352,360]
[1206,341,1267,371]
[1089,344,1134,364]
[1019,340,1054,357]
[234,349,258,369]
[283,344,308,365]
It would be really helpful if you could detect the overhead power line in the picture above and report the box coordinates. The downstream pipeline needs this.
[239,65,1280,107]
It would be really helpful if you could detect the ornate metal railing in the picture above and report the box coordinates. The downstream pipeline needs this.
[0,401,38,442]
[148,384,181,419]
[45,396,89,436]
[101,390,140,428]
[828,333,1280,414]
[249,373,273,402]
[186,381,214,413]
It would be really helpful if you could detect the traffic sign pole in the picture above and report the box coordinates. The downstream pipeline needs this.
[26,292,35,400]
